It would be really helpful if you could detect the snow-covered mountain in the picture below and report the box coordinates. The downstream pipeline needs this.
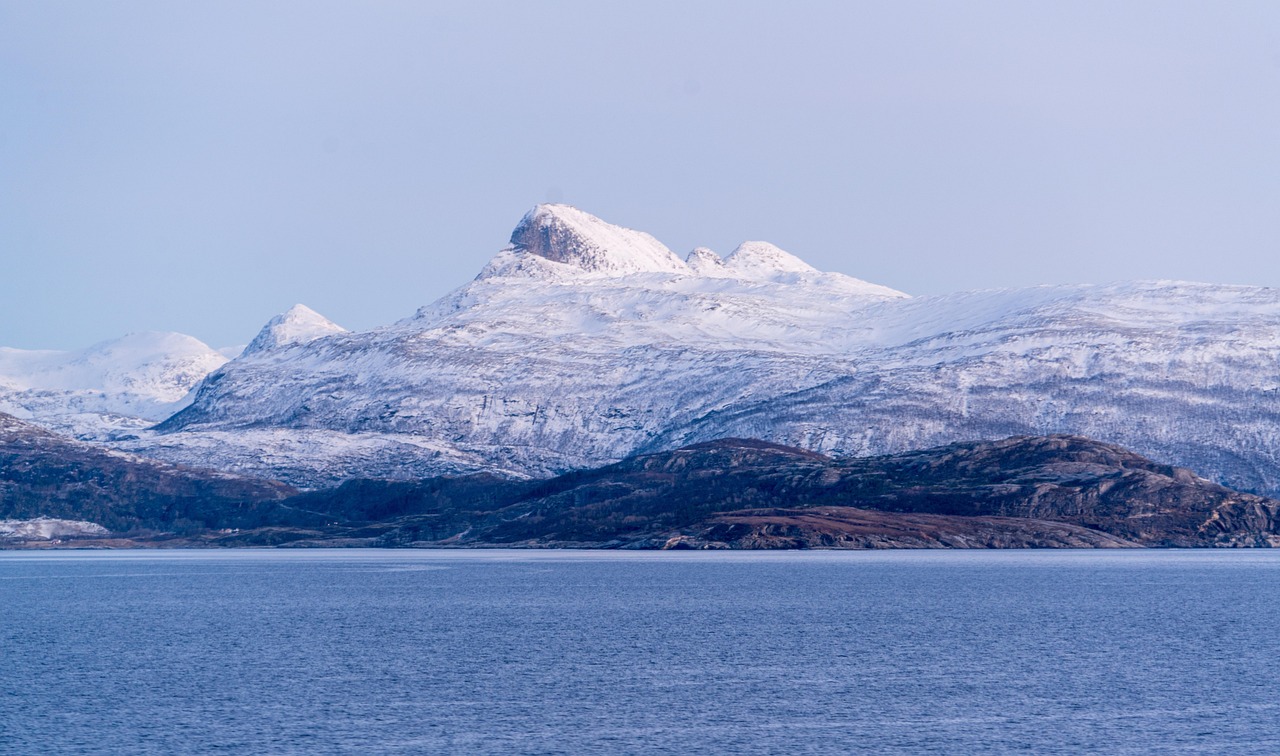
[0,332,229,439]
[125,204,1280,494]
[242,304,348,356]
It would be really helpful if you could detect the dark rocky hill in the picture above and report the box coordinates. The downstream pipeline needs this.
[4,419,1277,548]
[0,413,304,536]
[276,435,1280,548]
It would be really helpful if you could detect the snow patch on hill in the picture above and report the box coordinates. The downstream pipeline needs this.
[724,241,816,275]
[0,517,109,540]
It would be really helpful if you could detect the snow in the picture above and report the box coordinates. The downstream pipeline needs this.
[723,241,817,276]
[118,427,536,488]
[505,204,690,275]
[0,332,222,396]
[0,332,229,439]
[242,304,348,355]
[0,517,109,540]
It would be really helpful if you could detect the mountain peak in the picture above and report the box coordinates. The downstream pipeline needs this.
[685,247,725,275]
[723,241,817,278]
[243,304,347,355]
[506,204,689,275]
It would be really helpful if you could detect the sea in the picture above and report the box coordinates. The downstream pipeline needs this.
[2,549,1279,755]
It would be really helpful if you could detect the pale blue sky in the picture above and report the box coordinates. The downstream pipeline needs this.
[3,1,1278,349]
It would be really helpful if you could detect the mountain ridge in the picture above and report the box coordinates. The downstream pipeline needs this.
[133,206,1280,494]
[3,204,1277,496]
[507,203,690,275]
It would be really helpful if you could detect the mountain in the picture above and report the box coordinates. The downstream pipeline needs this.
[648,281,1280,495]
[242,304,348,355]
[122,204,1279,494]
[0,413,299,536]
[0,332,229,440]
[126,205,907,484]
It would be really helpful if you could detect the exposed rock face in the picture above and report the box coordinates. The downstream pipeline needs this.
[507,204,689,274]
[685,508,1137,549]
[1197,499,1280,546]
[684,247,725,274]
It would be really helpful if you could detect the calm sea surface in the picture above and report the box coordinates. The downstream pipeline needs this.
[2,549,1279,754]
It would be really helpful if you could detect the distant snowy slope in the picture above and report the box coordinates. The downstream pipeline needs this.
[0,332,228,439]
[124,204,1280,495]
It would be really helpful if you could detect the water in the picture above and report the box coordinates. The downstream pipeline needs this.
[2,549,1279,755]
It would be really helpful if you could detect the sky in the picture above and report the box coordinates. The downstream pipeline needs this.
[2,1,1278,350]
